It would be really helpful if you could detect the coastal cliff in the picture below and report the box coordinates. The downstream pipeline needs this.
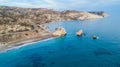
[0,6,108,51]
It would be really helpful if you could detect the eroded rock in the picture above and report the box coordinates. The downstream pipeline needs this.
[93,35,99,39]
[76,29,83,37]
[53,27,66,37]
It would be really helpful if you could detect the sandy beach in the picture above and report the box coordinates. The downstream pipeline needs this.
[0,32,53,53]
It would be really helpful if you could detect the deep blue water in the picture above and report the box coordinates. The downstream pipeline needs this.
[0,10,120,67]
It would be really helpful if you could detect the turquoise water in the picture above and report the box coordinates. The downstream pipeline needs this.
[0,11,120,67]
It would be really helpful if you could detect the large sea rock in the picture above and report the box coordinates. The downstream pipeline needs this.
[53,27,67,37]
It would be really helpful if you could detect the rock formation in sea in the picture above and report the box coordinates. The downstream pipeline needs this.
[76,30,83,37]
[53,27,67,37]
[92,35,99,39]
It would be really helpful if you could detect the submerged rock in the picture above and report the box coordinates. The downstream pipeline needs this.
[53,27,66,37]
[51,62,55,64]
[94,48,112,56]
[76,29,83,37]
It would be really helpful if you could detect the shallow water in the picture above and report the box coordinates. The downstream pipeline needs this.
[0,10,120,67]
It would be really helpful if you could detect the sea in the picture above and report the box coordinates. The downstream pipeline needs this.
[0,5,120,67]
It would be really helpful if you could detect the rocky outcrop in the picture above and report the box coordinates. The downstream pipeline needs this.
[53,27,66,37]
[92,35,99,39]
[76,30,83,36]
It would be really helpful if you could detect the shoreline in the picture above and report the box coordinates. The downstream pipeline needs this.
[0,34,54,53]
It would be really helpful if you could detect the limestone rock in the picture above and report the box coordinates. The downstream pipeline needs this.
[76,30,83,36]
[93,35,99,39]
[53,27,66,37]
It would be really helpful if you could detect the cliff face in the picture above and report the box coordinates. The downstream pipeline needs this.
[0,6,108,45]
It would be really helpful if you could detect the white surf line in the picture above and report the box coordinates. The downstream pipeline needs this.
[0,37,54,53]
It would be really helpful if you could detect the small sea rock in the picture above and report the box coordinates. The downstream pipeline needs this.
[76,29,83,37]
[93,35,99,39]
